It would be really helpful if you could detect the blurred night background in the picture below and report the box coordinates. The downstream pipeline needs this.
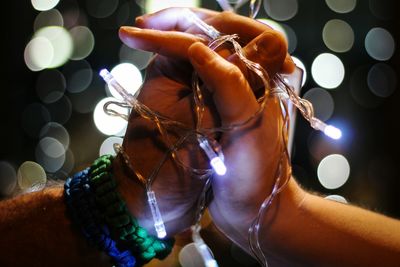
[1,0,399,266]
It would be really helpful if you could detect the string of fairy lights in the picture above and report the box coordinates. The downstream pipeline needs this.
[1,0,398,266]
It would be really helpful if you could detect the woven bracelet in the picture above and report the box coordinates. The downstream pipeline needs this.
[64,168,136,267]
[88,155,174,264]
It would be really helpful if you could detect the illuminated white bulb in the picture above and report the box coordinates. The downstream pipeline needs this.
[210,157,227,176]
[324,125,342,139]
[311,118,342,140]
[198,137,227,176]
[147,190,167,238]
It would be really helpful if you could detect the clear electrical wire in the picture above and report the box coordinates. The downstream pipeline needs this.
[99,6,342,267]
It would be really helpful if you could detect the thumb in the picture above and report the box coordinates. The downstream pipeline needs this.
[188,42,259,126]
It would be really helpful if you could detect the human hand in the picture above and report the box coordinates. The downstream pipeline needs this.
[115,7,295,242]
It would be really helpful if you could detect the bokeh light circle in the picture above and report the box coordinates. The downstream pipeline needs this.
[179,242,213,267]
[264,0,298,21]
[35,137,66,173]
[325,0,356,13]
[69,26,95,60]
[145,0,200,13]
[39,122,70,150]
[93,97,128,136]
[31,0,60,11]
[34,26,73,68]
[0,162,17,197]
[108,63,143,100]
[323,19,354,53]
[24,37,54,71]
[99,136,123,156]
[311,53,345,89]
[350,66,384,108]
[45,95,72,124]
[291,56,307,87]
[34,9,64,31]
[36,69,66,103]
[365,28,395,61]
[325,194,348,203]
[367,63,397,98]
[303,88,334,121]
[317,154,350,189]
[63,60,93,93]
[17,161,47,191]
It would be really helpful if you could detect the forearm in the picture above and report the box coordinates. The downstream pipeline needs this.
[0,187,109,267]
[263,178,400,266]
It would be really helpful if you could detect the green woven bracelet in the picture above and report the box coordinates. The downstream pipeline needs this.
[89,155,174,263]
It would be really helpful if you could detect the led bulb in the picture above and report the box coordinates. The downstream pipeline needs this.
[311,118,342,140]
[99,68,136,104]
[198,137,227,176]
[210,157,227,176]
[147,190,167,239]
[324,125,342,140]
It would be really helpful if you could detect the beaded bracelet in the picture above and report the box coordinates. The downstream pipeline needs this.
[88,155,174,264]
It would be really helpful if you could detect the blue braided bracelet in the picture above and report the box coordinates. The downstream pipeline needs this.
[64,168,136,267]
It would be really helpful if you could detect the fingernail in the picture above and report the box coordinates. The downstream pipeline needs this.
[255,32,283,57]
[119,26,141,34]
[189,42,215,66]
[135,16,144,25]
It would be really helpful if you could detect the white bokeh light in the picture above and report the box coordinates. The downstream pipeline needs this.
[93,97,128,136]
[33,26,73,68]
[325,0,356,14]
[323,19,354,53]
[145,0,200,13]
[317,154,350,189]
[33,9,64,31]
[31,0,60,11]
[365,27,395,61]
[69,26,95,60]
[107,63,143,100]
[264,0,298,21]
[325,194,348,204]
[311,53,345,89]
[17,161,47,191]
[99,136,123,156]
[24,37,54,71]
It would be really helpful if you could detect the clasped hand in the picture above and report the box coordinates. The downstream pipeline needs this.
[113,7,297,251]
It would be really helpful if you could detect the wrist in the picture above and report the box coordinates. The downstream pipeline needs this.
[258,177,306,259]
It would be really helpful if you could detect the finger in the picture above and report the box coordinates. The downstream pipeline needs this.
[281,55,295,74]
[119,26,206,59]
[227,30,288,89]
[135,7,218,32]
[135,8,295,73]
[188,42,259,126]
